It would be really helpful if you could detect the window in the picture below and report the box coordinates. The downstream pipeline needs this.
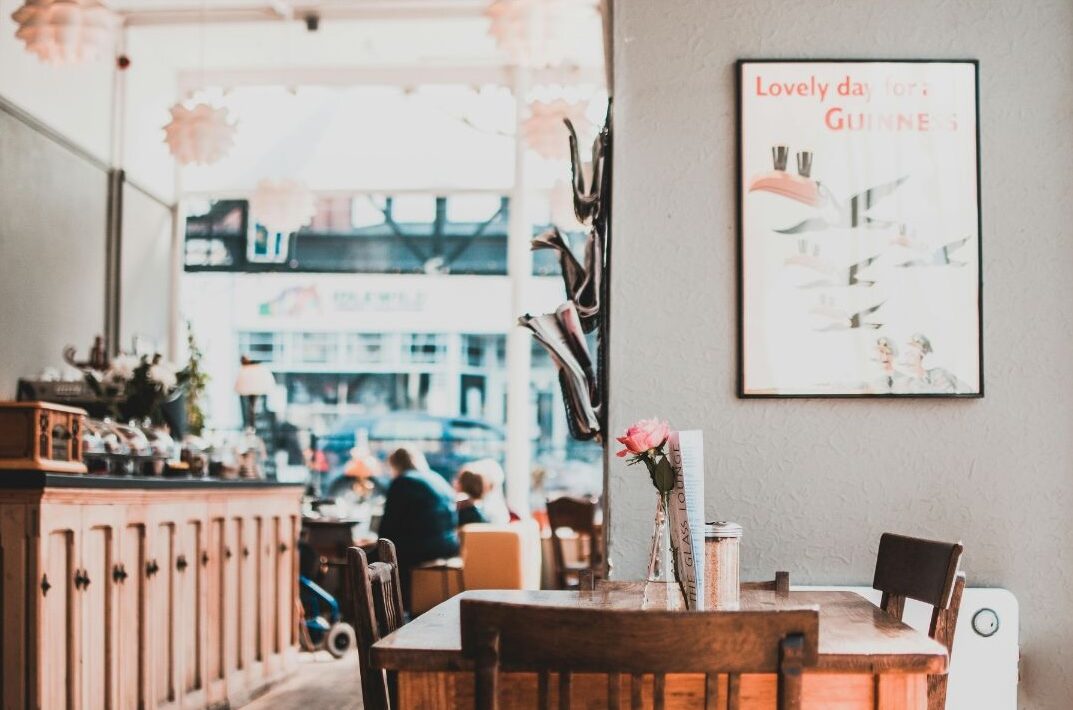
[389,194,437,223]
[446,194,503,224]
[345,333,383,364]
[299,332,337,364]
[461,334,507,368]
[239,332,279,361]
[350,195,387,229]
[402,333,446,364]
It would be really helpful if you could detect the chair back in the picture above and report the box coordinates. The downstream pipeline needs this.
[873,532,963,614]
[546,495,601,588]
[872,532,965,710]
[347,539,405,710]
[461,600,818,710]
[461,521,541,590]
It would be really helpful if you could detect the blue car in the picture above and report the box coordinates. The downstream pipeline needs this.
[317,413,505,498]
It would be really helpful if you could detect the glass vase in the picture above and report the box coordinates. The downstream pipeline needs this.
[643,493,684,609]
[646,492,673,583]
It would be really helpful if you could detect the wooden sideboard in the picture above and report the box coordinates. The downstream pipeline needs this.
[0,472,305,709]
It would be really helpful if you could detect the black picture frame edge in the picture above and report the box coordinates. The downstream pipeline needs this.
[734,58,984,400]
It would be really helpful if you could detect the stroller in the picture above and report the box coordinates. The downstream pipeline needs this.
[298,538,356,658]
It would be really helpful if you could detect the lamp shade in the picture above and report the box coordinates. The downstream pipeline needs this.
[484,0,598,68]
[250,179,316,235]
[163,102,237,166]
[522,99,592,160]
[11,0,118,65]
[234,363,276,396]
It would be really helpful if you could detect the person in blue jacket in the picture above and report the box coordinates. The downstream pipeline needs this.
[376,446,460,610]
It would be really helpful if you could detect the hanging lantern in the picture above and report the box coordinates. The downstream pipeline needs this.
[485,0,598,68]
[250,179,316,235]
[11,0,118,65]
[522,99,591,160]
[162,103,237,166]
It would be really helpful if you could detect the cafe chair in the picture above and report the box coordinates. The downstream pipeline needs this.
[460,600,819,710]
[461,520,542,591]
[346,539,406,710]
[741,570,791,596]
[872,532,966,710]
[546,495,603,589]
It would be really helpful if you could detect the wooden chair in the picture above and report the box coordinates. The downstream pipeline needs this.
[347,539,406,710]
[461,600,818,710]
[872,533,966,710]
[741,570,791,596]
[546,495,602,589]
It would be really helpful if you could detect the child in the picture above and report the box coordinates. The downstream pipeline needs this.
[455,468,490,527]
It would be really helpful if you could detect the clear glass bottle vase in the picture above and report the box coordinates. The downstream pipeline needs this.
[645,493,674,584]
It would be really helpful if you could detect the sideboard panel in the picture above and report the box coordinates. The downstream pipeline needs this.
[0,477,303,710]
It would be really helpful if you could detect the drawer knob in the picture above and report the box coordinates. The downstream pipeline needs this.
[176,555,188,571]
[41,574,51,596]
[112,564,128,583]
[146,560,160,577]
[225,546,233,559]
[74,569,90,589]
[279,542,288,553]
[201,551,210,566]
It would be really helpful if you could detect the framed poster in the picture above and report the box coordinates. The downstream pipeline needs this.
[737,59,982,397]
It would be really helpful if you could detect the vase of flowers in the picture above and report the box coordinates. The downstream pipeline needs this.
[85,352,189,428]
[617,418,684,599]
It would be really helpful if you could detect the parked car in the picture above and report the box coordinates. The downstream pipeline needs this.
[317,412,505,499]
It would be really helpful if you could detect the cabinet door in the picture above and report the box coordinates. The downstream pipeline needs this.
[221,516,241,687]
[116,522,148,710]
[205,515,227,704]
[151,522,178,707]
[39,515,78,710]
[177,517,204,698]
[258,515,277,666]
[79,511,114,710]
[237,516,258,675]
[276,514,297,654]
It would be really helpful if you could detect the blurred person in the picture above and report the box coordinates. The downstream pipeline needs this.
[462,458,518,524]
[376,446,460,610]
[455,468,490,527]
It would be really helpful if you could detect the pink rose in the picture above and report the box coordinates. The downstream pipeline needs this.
[615,418,670,458]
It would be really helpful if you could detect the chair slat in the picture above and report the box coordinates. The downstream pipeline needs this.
[703,673,720,710]
[607,672,621,710]
[653,673,665,710]
[559,671,572,710]
[630,673,643,710]
[727,674,741,710]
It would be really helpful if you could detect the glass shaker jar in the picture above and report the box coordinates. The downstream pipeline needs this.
[704,521,742,609]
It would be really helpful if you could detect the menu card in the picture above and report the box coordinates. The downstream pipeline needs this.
[666,430,705,609]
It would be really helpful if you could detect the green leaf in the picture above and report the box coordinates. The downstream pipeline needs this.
[652,456,676,494]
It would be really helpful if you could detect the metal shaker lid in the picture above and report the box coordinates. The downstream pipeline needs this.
[704,521,743,538]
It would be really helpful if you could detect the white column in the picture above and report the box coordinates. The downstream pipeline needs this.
[505,66,533,516]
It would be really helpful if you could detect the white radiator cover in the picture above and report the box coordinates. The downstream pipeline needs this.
[802,586,1019,709]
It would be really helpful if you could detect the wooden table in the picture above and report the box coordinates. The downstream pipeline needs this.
[371,583,948,709]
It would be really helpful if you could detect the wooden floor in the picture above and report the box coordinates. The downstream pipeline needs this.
[241,651,363,710]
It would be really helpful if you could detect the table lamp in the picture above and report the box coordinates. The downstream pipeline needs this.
[235,356,276,428]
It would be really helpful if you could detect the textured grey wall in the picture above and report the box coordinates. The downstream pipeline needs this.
[608,1,1073,707]
[0,106,109,397]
